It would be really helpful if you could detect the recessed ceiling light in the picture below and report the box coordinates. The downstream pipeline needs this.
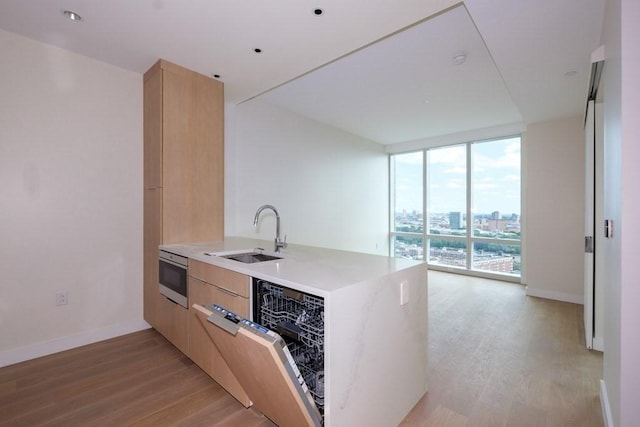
[254,48,262,54]
[63,10,83,22]
[313,8,324,16]
[212,74,221,79]
[452,54,467,65]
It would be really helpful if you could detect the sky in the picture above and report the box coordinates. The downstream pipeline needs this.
[393,136,521,216]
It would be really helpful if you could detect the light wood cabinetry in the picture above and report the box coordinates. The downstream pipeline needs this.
[189,258,250,298]
[155,292,190,354]
[143,59,224,353]
[188,260,251,406]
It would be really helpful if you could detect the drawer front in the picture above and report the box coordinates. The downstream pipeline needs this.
[213,285,249,318]
[156,294,189,355]
[189,259,250,297]
[189,276,249,317]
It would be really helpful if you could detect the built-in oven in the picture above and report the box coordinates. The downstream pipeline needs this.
[159,250,188,308]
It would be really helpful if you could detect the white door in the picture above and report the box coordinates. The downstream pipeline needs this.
[584,99,595,350]
[584,99,605,352]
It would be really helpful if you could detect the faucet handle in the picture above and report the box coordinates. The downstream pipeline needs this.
[275,235,287,251]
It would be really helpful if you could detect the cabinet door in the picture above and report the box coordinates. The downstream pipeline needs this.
[188,276,250,406]
[192,72,224,242]
[143,62,162,190]
[143,188,161,327]
[156,294,189,355]
[162,64,224,244]
[162,67,193,244]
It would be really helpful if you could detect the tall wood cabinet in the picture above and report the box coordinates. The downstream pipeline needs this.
[143,60,224,352]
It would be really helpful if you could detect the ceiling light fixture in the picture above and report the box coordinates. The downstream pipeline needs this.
[254,48,262,54]
[452,54,467,65]
[313,8,324,16]
[63,10,83,22]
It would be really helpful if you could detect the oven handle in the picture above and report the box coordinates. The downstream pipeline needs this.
[159,257,187,270]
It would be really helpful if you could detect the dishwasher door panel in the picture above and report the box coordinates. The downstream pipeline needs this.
[192,304,322,427]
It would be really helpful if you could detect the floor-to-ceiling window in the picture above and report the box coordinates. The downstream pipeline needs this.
[390,136,521,280]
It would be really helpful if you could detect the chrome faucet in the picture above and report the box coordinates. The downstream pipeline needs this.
[253,204,287,252]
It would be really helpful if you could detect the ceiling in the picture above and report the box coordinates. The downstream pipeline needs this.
[0,0,605,145]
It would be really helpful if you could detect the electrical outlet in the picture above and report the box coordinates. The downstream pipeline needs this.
[56,291,68,306]
[400,281,409,305]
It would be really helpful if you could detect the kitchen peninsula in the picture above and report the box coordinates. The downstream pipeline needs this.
[160,237,428,427]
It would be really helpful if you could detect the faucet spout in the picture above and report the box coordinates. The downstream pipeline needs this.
[253,204,287,252]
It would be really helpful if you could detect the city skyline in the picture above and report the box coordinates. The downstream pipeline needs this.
[393,137,521,215]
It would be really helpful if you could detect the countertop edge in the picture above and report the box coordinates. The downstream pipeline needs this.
[160,237,425,296]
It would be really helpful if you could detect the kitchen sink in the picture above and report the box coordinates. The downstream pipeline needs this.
[221,252,282,263]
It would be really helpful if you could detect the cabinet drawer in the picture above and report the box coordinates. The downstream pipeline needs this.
[189,259,250,298]
[156,294,189,355]
[188,276,249,317]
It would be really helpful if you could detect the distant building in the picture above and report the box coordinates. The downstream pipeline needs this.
[472,254,514,273]
[430,247,515,273]
[487,218,508,232]
[449,211,463,229]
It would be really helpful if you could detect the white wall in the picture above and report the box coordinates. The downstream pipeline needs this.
[523,115,585,304]
[618,0,640,423]
[600,0,640,425]
[0,30,145,366]
[225,99,389,255]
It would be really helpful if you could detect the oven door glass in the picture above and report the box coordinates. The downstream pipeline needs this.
[159,259,187,307]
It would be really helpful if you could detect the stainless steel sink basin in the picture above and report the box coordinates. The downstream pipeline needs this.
[221,252,282,263]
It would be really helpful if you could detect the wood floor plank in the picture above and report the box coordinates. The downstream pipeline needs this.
[0,345,189,424]
[127,384,229,426]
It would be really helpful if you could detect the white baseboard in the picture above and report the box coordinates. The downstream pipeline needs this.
[593,337,604,352]
[525,286,584,304]
[0,320,151,368]
[600,379,614,427]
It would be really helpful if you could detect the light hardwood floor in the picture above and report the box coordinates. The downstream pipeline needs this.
[0,271,603,426]
[401,271,603,427]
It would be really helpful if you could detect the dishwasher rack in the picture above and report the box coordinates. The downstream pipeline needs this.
[253,279,325,413]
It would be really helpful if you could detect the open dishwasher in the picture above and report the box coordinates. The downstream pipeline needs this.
[253,278,325,415]
[192,278,324,427]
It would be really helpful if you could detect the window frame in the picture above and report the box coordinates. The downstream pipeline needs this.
[389,135,522,283]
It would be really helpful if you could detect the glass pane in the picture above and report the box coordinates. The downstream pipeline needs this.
[392,152,423,233]
[393,235,424,260]
[427,145,467,237]
[428,237,467,268]
[472,241,521,275]
[471,137,521,240]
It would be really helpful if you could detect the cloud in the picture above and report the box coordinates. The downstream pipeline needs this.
[444,166,466,174]
[474,183,498,190]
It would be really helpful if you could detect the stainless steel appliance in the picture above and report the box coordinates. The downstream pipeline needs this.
[159,250,188,308]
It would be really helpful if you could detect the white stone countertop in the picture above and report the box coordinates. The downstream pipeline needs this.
[161,236,424,297]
